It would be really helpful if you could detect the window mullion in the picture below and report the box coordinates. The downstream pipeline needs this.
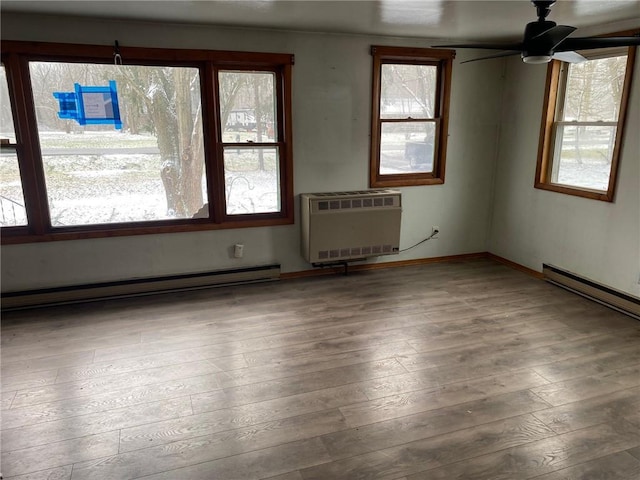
[204,63,225,223]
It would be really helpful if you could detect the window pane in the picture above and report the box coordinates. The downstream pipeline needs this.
[562,55,627,122]
[29,62,207,226]
[552,124,617,191]
[0,153,28,226]
[1,65,16,143]
[380,64,436,119]
[1,65,26,227]
[224,146,280,214]
[219,71,276,143]
[380,122,435,174]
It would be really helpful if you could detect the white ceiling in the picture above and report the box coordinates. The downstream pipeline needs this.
[2,1,639,42]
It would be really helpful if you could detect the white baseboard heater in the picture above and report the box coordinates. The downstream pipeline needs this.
[543,264,640,319]
[1,264,280,310]
[301,190,402,265]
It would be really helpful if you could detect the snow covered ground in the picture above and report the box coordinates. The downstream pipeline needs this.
[0,131,279,227]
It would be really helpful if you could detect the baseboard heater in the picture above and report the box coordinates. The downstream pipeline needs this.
[1,264,280,310]
[543,264,640,319]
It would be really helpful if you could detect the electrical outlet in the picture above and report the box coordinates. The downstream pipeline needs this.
[234,243,244,258]
[432,226,440,236]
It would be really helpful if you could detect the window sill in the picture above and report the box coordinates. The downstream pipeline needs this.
[1,215,294,245]
[371,176,445,188]
[534,181,614,202]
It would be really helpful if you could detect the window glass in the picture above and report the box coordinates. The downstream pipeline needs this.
[561,55,626,122]
[0,65,16,143]
[380,121,436,174]
[0,65,27,227]
[219,71,276,143]
[219,71,280,215]
[0,153,28,226]
[551,54,627,192]
[551,124,617,190]
[380,64,436,119]
[378,63,438,175]
[223,146,280,214]
[29,61,207,227]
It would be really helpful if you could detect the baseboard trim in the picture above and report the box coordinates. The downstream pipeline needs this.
[1,264,281,310]
[0,253,551,310]
[543,263,640,319]
[487,253,544,279]
[281,253,489,280]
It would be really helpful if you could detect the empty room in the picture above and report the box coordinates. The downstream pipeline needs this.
[1,1,639,479]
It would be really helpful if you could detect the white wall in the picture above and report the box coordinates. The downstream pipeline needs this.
[489,55,640,297]
[1,13,503,291]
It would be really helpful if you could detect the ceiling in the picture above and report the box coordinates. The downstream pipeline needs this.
[2,1,639,42]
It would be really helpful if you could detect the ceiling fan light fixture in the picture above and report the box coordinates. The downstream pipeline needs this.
[522,53,552,64]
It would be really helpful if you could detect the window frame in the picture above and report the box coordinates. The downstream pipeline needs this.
[370,46,454,188]
[535,39,637,202]
[0,57,31,231]
[0,41,294,244]
[215,67,285,220]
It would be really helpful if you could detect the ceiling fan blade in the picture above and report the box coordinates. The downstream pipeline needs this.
[552,51,587,63]
[460,51,522,64]
[528,25,576,50]
[433,43,522,51]
[556,36,640,52]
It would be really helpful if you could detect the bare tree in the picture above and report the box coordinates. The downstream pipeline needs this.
[564,55,627,164]
[110,65,205,216]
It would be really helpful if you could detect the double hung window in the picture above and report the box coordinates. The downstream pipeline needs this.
[536,43,636,201]
[370,46,454,187]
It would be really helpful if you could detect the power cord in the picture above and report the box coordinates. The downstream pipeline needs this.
[399,228,439,253]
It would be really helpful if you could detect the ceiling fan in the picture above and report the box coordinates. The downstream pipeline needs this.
[436,0,640,64]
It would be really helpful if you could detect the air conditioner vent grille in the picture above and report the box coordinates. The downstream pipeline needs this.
[313,195,399,212]
[314,245,395,262]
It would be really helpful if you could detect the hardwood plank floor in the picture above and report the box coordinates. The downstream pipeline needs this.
[2,258,639,479]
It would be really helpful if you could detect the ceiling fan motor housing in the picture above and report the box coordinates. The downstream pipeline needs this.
[523,20,557,56]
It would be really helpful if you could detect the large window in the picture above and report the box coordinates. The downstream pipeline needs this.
[370,46,454,188]
[0,41,293,243]
[535,45,636,201]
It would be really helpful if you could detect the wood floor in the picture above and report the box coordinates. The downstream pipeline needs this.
[1,258,639,479]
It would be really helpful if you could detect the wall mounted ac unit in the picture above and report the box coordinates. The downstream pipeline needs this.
[301,190,402,264]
